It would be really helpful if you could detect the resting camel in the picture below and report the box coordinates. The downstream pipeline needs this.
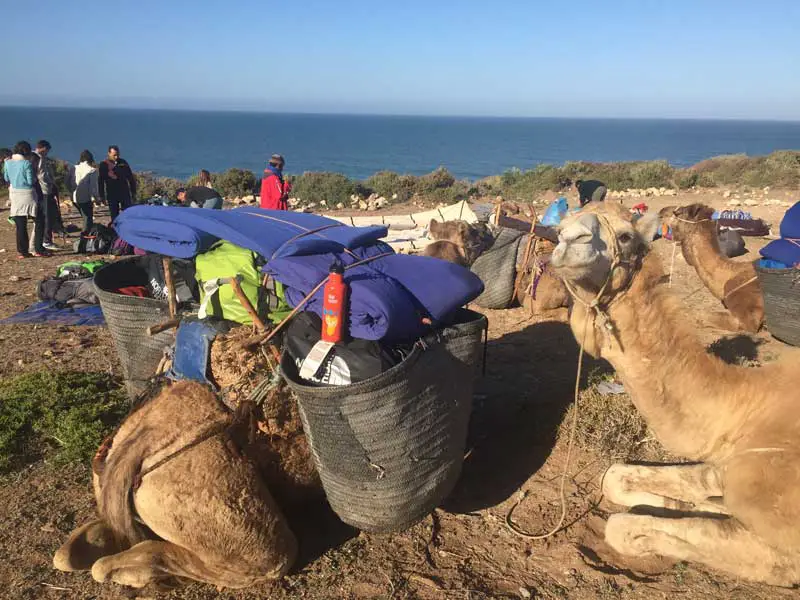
[53,381,297,589]
[425,219,569,313]
[660,204,764,333]
[424,219,494,266]
[550,203,800,586]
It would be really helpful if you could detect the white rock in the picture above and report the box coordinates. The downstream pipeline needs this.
[722,190,731,198]
[336,202,345,209]
[288,197,300,207]
[726,199,742,206]
[358,200,368,210]
[306,202,318,209]
[320,200,327,206]
[663,189,677,196]
[374,198,389,209]
[763,186,771,193]
[392,193,398,200]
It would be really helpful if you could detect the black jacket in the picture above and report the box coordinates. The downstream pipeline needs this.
[98,158,137,203]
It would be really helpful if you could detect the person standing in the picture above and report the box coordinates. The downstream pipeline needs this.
[259,154,291,210]
[3,141,46,258]
[34,140,62,250]
[573,179,608,207]
[177,169,223,209]
[72,150,100,233]
[98,145,137,221]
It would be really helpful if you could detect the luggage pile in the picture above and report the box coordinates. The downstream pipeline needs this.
[94,206,488,532]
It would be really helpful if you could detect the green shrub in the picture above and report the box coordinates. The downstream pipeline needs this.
[363,171,418,203]
[213,168,257,199]
[630,160,674,189]
[416,167,456,193]
[0,371,127,473]
[135,172,184,201]
[291,172,357,206]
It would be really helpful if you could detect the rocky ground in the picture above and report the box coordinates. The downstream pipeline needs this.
[0,188,798,599]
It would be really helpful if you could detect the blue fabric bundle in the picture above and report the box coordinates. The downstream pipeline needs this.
[760,201,800,268]
[113,205,484,341]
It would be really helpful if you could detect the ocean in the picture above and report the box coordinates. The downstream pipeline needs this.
[1,107,799,181]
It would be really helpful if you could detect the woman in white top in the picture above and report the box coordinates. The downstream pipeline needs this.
[72,150,100,233]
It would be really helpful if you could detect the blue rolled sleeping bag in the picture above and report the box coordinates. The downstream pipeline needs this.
[761,201,800,267]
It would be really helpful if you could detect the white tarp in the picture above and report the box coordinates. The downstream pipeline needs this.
[325,200,479,253]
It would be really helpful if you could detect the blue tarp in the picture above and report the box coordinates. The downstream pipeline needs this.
[0,302,105,326]
[761,201,800,267]
[113,205,484,341]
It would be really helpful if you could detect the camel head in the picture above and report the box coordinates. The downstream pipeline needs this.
[551,203,660,294]
[550,204,660,354]
[427,219,494,264]
[659,203,715,243]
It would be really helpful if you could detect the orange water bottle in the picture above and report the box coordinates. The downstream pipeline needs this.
[321,261,348,343]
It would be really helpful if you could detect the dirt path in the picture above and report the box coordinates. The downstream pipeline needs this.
[0,190,797,599]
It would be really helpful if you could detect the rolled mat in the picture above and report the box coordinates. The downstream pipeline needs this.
[754,262,800,346]
[470,227,525,309]
[281,309,487,532]
[94,258,177,399]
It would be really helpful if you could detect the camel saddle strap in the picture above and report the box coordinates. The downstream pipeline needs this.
[132,421,231,491]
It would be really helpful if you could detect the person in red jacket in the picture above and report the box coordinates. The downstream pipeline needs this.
[259,154,291,210]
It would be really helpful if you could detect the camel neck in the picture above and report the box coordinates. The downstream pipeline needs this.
[679,225,728,298]
[595,254,751,460]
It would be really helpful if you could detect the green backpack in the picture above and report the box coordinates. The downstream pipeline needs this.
[56,260,107,279]
[195,241,290,325]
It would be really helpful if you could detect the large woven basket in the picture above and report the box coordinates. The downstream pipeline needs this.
[754,262,800,346]
[94,258,176,399]
[470,228,524,309]
[281,309,487,533]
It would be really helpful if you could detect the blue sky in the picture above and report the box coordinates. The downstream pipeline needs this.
[3,0,799,119]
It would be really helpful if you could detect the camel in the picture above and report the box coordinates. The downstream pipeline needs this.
[514,236,570,314]
[424,219,494,266]
[53,380,298,589]
[550,203,800,586]
[425,219,569,313]
[660,204,764,333]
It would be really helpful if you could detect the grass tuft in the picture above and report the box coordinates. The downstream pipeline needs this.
[0,371,127,473]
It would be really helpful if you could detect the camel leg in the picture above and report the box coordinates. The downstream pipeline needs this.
[705,310,746,333]
[605,514,800,587]
[53,519,119,572]
[91,540,263,589]
[603,463,729,514]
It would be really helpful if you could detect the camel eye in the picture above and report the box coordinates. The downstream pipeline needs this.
[618,232,633,244]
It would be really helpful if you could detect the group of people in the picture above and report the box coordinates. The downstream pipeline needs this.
[1,141,293,259]
[1,142,137,258]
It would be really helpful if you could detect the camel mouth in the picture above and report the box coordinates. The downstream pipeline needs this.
[551,243,600,277]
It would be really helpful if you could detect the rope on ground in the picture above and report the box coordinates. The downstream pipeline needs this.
[504,308,590,540]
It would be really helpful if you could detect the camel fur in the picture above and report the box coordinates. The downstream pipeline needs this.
[53,381,297,590]
[424,219,493,266]
[660,203,764,333]
[550,203,800,586]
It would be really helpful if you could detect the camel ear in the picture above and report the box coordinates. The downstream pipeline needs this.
[634,212,661,245]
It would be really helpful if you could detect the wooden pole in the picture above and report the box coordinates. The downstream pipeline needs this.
[161,257,177,318]
[147,318,180,336]
[229,276,267,332]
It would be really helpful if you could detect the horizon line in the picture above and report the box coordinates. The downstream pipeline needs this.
[0,103,798,124]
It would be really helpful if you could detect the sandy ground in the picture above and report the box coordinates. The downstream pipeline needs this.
[0,189,798,599]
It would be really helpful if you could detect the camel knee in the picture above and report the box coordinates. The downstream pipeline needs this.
[53,519,118,572]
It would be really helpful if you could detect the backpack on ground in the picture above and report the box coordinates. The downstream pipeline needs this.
[37,277,98,306]
[56,260,107,280]
[73,223,117,254]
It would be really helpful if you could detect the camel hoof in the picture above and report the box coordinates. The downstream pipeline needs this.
[605,513,651,556]
[601,464,632,506]
[53,520,117,572]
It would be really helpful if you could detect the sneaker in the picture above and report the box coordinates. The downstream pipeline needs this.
[7,217,13,225]
[43,242,60,251]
